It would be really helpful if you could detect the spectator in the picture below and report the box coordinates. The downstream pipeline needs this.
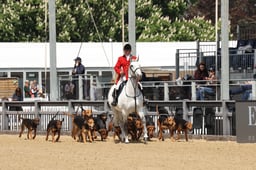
[64,81,75,99]
[24,80,31,98]
[194,62,209,84]
[230,81,252,100]
[9,87,23,111]
[72,57,86,99]
[194,62,209,100]
[33,80,39,97]
[196,68,217,100]
[30,81,36,98]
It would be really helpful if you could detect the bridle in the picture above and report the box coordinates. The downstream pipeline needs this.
[126,62,143,113]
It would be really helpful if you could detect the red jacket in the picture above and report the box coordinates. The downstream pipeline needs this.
[114,55,137,84]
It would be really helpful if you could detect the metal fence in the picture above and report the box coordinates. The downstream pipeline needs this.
[176,46,256,80]
[0,100,236,136]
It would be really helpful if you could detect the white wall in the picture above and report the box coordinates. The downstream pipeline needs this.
[0,41,237,69]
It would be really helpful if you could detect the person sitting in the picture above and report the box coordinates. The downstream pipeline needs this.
[196,68,217,100]
[194,62,209,100]
[9,87,23,111]
[230,81,252,100]
[111,44,145,106]
[23,80,31,98]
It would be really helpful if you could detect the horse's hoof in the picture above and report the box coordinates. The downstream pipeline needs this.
[143,137,148,144]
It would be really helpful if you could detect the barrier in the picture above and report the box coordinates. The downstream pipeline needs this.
[0,100,236,137]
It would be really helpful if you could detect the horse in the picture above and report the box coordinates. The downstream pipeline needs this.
[108,59,148,143]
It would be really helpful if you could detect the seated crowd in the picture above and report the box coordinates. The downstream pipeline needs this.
[176,62,253,101]
[24,80,44,98]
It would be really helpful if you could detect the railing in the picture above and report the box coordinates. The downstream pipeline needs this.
[176,48,256,80]
[58,74,100,101]
[0,100,236,136]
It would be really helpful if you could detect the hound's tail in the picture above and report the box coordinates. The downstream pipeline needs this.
[51,111,59,120]
[18,114,23,121]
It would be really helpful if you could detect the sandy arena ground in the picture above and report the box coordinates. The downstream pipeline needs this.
[0,134,255,170]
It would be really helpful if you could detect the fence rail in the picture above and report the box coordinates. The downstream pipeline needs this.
[0,100,236,136]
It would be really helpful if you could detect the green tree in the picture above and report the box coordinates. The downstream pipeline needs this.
[0,0,218,42]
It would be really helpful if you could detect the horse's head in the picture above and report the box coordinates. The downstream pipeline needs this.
[129,59,142,80]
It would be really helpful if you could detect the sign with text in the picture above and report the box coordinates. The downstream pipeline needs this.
[236,101,256,143]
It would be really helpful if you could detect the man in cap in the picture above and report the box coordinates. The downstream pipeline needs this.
[72,57,85,99]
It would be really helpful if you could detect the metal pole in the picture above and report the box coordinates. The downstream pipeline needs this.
[175,49,180,79]
[215,0,219,77]
[215,0,219,101]
[164,82,169,101]
[49,0,58,101]
[221,0,229,100]
[128,0,136,55]
[121,0,125,46]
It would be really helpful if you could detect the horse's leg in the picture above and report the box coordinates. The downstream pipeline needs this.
[138,111,148,144]
[120,111,129,143]
[119,120,128,143]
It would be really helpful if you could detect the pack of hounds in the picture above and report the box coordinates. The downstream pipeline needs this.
[18,106,193,143]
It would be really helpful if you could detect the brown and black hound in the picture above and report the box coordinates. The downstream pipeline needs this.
[46,114,64,143]
[145,115,155,140]
[72,115,95,143]
[171,117,193,142]
[19,115,40,139]
[156,106,176,141]
[108,117,122,142]
[127,113,144,141]
[93,112,108,141]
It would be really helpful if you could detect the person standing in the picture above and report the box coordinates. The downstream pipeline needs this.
[72,57,85,99]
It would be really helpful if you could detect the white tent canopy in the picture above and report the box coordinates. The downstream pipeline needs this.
[0,42,236,69]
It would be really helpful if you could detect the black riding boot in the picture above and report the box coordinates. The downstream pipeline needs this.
[111,88,118,106]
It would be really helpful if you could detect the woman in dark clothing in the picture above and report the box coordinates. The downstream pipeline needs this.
[9,87,23,111]
[194,62,209,84]
[194,62,210,100]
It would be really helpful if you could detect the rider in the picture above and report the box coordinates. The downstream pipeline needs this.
[111,43,145,106]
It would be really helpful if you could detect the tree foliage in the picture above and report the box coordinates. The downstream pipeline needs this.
[0,0,230,42]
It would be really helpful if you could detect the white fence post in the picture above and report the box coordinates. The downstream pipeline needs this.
[78,75,83,100]
[191,82,197,100]
[222,101,230,135]
[164,82,169,101]
[252,81,256,100]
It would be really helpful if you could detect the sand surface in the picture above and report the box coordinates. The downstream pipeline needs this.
[0,134,255,170]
